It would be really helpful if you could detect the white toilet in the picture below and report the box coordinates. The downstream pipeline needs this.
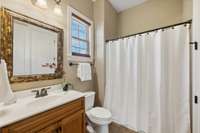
[84,92,112,133]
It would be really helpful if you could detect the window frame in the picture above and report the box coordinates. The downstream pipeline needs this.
[71,15,90,57]
[67,6,94,62]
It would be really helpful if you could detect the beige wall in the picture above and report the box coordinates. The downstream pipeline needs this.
[182,0,193,21]
[104,0,118,40]
[117,0,185,37]
[1,0,94,92]
[93,0,118,105]
[93,0,105,105]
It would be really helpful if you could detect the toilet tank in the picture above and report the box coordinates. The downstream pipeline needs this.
[84,91,95,111]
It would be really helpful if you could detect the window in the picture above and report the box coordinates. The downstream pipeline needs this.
[71,14,90,57]
[68,7,93,62]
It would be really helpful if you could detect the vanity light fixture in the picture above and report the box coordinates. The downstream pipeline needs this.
[33,0,48,9]
[54,0,63,16]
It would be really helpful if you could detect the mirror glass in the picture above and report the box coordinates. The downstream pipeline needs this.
[0,8,63,83]
[13,19,58,76]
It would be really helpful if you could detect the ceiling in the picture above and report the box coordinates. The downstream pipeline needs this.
[108,0,148,12]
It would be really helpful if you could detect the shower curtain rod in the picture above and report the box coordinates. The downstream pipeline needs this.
[106,20,192,43]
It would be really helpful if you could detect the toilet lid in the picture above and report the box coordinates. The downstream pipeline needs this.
[89,107,112,122]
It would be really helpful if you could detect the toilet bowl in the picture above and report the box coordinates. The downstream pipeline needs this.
[84,92,112,133]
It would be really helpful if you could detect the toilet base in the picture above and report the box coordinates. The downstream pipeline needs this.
[95,125,109,133]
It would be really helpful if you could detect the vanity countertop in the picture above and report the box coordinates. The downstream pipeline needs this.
[0,85,85,128]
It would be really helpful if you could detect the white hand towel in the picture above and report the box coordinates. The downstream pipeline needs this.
[77,63,92,81]
[0,59,16,105]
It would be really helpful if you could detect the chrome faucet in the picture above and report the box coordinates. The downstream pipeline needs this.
[32,90,40,98]
[40,88,48,97]
[32,87,50,98]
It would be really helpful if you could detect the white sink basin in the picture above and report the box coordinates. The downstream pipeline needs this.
[27,95,61,108]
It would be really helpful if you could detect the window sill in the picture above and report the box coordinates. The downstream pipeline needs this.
[72,53,90,57]
[67,55,93,63]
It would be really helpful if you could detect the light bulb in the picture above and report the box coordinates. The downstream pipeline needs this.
[54,4,63,16]
[35,0,48,9]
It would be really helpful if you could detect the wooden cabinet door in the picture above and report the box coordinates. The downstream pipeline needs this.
[60,110,85,133]
[37,123,59,133]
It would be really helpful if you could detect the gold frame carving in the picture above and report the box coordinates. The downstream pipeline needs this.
[0,8,64,83]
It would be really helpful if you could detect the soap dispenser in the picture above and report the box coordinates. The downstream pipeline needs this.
[63,83,73,91]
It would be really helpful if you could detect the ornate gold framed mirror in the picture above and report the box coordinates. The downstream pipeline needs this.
[0,8,64,83]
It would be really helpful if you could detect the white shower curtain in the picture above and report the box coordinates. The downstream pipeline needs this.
[104,24,191,133]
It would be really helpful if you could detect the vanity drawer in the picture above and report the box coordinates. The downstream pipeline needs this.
[1,97,85,133]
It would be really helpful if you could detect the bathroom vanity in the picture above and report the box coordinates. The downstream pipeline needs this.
[0,87,86,133]
[1,98,85,133]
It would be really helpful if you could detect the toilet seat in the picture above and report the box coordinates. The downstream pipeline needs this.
[86,107,112,125]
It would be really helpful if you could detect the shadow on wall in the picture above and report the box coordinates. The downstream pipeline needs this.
[93,72,102,106]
